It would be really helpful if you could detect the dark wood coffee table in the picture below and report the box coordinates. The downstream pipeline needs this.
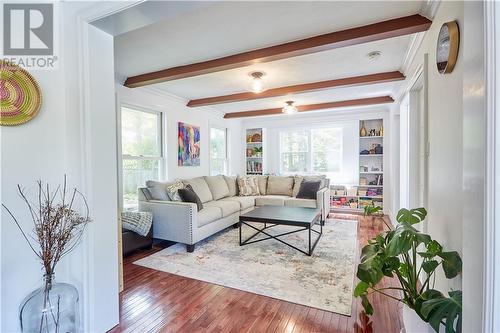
[239,206,322,256]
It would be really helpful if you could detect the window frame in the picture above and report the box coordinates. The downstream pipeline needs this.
[209,126,228,176]
[118,104,166,211]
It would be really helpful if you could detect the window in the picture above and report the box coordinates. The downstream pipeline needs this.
[280,130,309,173]
[210,127,227,175]
[312,128,342,173]
[280,127,342,177]
[121,106,163,210]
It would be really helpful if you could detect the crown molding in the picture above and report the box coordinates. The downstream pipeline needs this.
[139,86,188,104]
[241,104,390,126]
[139,86,226,118]
[420,0,441,20]
[401,32,426,75]
[395,62,425,103]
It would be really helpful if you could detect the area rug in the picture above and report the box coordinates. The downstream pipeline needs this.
[134,219,358,315]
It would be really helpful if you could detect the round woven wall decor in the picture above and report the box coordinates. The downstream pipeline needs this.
[0,60,42,126]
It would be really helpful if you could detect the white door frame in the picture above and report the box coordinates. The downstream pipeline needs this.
[462,1,498,331]
[484,1,500,332]
[74,2,142,332]
[399,64,425,211]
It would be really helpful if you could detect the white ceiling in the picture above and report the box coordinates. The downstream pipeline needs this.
[112,1,426,116]
[91,2,214,36]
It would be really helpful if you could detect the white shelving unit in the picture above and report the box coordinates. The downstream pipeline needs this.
[245,128,263,175]
[331,118,384,212]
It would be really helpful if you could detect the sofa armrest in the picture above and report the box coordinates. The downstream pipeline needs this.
[138,200,197,244]
[316,187,330,222]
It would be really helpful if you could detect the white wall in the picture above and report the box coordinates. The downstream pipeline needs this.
[115,85,244,181]
[1,3,120,332]
[462,1,487,331]
[397,1,464,331]
[405,0,464,293]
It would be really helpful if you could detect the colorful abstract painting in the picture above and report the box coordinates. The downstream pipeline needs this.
[178,122,200,166]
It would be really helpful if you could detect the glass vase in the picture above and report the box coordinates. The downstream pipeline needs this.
[20,274,79,333]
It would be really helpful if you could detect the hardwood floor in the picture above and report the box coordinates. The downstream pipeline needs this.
[109,214,403,333]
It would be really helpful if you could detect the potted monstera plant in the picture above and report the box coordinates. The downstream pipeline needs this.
[354,208,462,333]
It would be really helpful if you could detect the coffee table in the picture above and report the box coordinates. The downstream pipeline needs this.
[239,206,322,256]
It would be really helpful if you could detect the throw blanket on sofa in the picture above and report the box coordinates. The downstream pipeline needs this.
[121,211,153,236]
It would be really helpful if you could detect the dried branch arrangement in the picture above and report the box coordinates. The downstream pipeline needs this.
[2,176,91,285]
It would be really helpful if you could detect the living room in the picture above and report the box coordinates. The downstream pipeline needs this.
[1,1,498,333]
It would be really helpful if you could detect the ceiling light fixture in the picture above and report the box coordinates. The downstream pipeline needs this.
[367,50,382,61]
[282,101,298,114]
[250,71,265,93]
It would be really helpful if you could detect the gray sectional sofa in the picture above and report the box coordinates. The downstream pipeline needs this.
[138,175,330,252]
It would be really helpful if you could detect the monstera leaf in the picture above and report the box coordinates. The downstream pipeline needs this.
[421,291,462,333]
[356,258,384,285]
[386,222,431,256]
[439,251,463,278]
[422,260,439,274]
[419,240,443,259]
[413,289,445,321]
[397,208,427,225]
[353,281,369,297]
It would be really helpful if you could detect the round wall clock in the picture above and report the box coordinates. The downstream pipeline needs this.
[0,60,42,126]
[436,20,460,74]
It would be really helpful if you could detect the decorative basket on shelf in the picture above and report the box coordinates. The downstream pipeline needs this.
[251,133,261,142]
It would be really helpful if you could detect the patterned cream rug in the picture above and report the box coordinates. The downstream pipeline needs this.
[134,219,358,315]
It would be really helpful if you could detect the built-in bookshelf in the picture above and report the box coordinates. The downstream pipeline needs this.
[245,128,263,175]
[331,118,384,212]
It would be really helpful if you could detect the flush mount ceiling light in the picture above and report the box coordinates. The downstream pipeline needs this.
[250,71,265,93]
[367,50,382,61]
[282,101,298,114]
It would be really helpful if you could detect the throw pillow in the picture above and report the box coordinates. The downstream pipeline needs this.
[139,188,153,201]
[257,175,268,195]
[292,175,304,197]
[296,181,321,199]
[145,180,171,201]
[224,175,238,196]
[237,176,260,196]
[178,185,203,211]
[267,176,294,196]
[148,187,170,201]
[146,180,168,188]
[303,175,327,189]
[204,175,230,200]
[121,211,153,236]
[183,177,214,203]
[165,180,185,201]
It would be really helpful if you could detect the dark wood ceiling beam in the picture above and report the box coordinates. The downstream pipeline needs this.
[187,71,404,107]
[124,14,431,88]
[223,96,394,119]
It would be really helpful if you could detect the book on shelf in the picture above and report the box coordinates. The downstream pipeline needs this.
[246,160,262,173]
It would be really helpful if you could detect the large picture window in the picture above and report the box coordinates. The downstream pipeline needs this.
[280,127,342,177]
[210,127,228,175]
[121,106,163,210]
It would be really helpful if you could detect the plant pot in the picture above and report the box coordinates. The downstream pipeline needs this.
[401,304,433,333]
